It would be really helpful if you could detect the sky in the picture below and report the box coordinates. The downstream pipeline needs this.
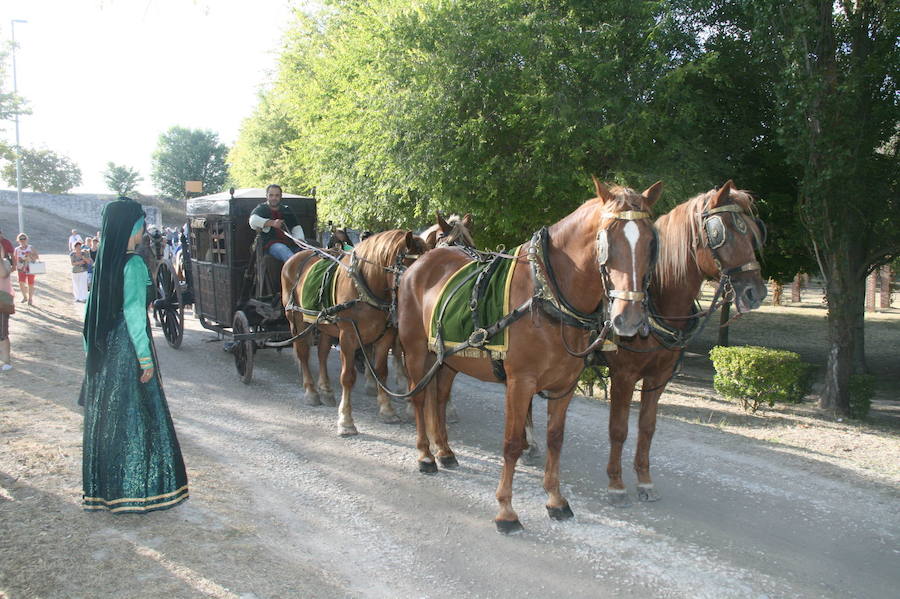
[0,0,311,195]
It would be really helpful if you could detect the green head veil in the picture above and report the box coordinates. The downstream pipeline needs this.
[82,197,146,376]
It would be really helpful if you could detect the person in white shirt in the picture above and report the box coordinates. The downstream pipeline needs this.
[68,229,84,252]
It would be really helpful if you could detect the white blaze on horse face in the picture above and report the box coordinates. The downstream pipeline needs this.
[624,221,641,289]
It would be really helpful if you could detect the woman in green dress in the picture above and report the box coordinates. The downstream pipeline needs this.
[80,197,188,513]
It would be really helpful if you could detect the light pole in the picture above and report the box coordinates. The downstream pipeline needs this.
[11,19,27,235]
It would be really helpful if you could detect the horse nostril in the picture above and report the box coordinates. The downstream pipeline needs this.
[612,314,625,329]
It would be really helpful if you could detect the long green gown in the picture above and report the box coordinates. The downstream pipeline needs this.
[82,254,188,513]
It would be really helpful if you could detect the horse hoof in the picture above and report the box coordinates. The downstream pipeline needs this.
[495,519,524,535]
[637,484,660,502]
[546,503,574,521]
[304,392,322,406]
[419,460,438,474]
[379,412,402,424]
[338,424,358,437]
[318,390,336,407]
[438,455,458,469]
[607,489,631,508]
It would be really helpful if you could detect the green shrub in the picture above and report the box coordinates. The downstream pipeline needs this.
[578,365,609,400]
[709,346,813,413]
[848,374,875,420]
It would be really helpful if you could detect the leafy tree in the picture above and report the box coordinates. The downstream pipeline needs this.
[151,126,228,199]
[1,147,82,193]
[103,162,143,196]
[0,36,30,161]
[737,0,899,414]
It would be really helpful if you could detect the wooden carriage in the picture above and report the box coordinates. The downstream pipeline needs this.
[157,187,318,383]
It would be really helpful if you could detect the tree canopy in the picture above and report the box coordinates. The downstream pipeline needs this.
[1,147,82,194]
[229,0,899,414]
[103,162,143,197]
[151,126,229,199]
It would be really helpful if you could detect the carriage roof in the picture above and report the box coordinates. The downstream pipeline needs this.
[186,188,315,217]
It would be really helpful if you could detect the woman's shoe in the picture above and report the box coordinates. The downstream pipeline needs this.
[0,363,12,372]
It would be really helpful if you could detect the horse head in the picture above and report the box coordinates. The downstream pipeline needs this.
[426,211,476,249]
[697,180,767,313]
[592,176,662,337]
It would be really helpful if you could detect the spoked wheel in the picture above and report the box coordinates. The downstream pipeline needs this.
[232,310,255,384]
[154,261,184,349]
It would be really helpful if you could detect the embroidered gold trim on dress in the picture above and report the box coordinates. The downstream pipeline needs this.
[84,491,189,513]
[83,484,189,506]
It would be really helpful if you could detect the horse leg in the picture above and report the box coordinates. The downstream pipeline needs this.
[316,333,336,406]
[494,377,535,533]
[336,328,360,436]
[373,332,401,424]
[544,391,575,520]
[520,400,542,465]
[607,374,637,507]
[406,349,438,473]
[634,381,667,502]
[364,343,378,394]
[444,398,460,424]
[291,319,320,406]
[431,367,458,468]
[391,337,408,389]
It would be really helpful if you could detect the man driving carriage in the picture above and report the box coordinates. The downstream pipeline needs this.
[248,184,306,261]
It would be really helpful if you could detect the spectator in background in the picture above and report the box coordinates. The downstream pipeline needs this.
[84,237,95,288]
[68,229,84,252]
[12,234,38,305]
[0,235,13,371]
[70,241,92,302]
[0,228,13,257]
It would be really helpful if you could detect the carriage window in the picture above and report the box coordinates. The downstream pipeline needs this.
[210,220,227,264]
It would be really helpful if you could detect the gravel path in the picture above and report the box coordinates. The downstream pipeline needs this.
[1,254,897,599]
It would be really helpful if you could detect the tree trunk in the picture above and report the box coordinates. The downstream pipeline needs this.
[717,300,730,347]
[881,264,892,309]
[865,271,876,311]
[791,273,802,302]
[819,259,863,417]
[852,294,867,374]
[771,280,783,305]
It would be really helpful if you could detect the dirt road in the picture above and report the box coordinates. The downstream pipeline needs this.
[1,255,898,599]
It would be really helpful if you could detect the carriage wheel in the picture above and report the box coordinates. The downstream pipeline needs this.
[232,310,255,384]
[155,261,184,349]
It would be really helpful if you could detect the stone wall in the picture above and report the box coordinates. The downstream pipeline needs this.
[0,189,161,228]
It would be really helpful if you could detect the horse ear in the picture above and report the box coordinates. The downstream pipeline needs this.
[592,175,614,203]
[710,180,735,208]
[404,230,415,250]
[436,210,450,232]
[461,213,474,228]
[641,181,663,208]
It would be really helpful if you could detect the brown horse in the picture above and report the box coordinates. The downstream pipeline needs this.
[420,212,475,249]
[398,179,662,532]
[282,230,429,435]
[600,180,767,506]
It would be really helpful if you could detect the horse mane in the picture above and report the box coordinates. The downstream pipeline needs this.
[353,229,425,287]
[554,186,653,237]
[654,187,760,288]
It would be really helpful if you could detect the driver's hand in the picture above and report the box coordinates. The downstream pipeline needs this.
[140,367,154,383]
